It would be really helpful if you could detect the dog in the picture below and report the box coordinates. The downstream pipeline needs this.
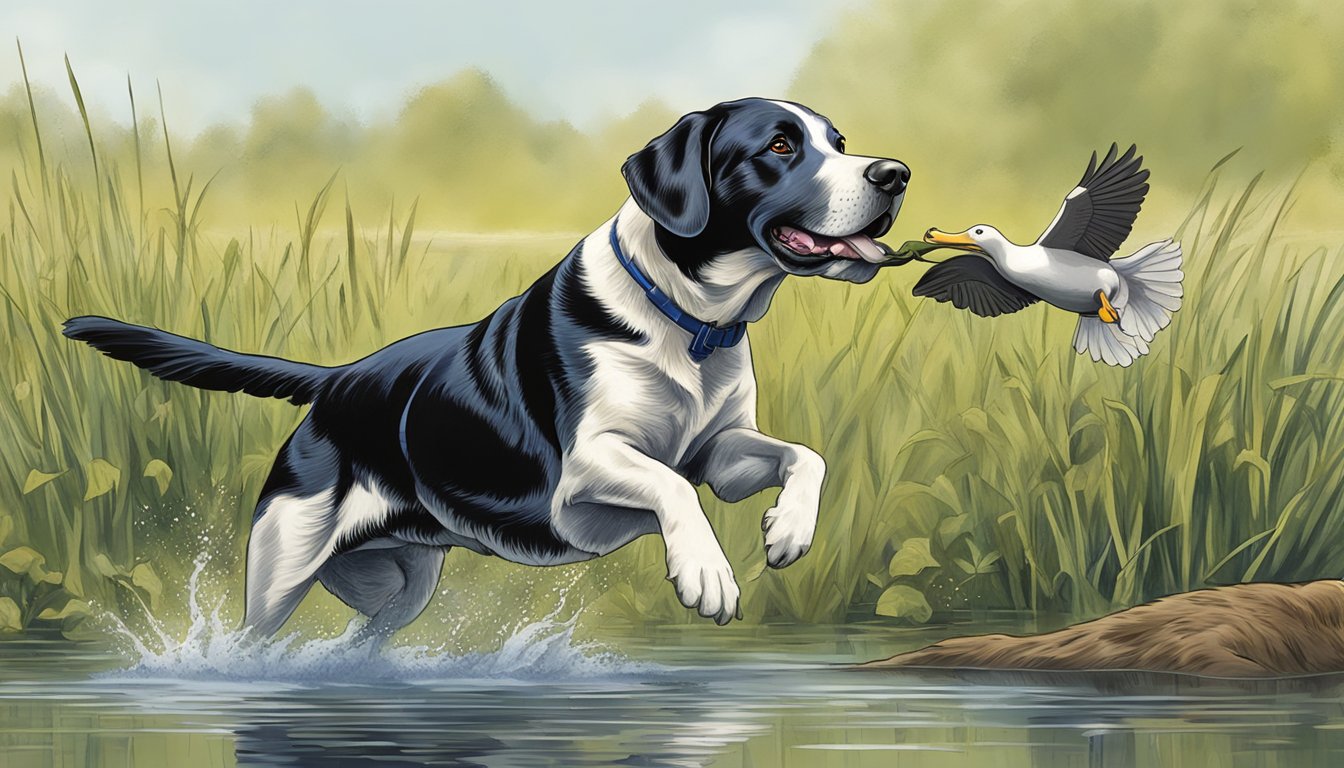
[64,98,909,640]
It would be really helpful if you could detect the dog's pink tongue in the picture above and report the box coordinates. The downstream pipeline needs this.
[839,234,890,264]
[776,226,889,262]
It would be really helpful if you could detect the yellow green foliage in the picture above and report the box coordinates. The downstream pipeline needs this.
[2,9,1344,633]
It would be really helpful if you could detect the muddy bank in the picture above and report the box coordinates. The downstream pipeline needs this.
[866,580,1344,678]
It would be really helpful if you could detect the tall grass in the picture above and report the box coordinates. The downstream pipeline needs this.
[3,57,1344,638]
[598,172,1344,625]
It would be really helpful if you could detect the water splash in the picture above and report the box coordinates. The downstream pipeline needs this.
[98,557,659,684]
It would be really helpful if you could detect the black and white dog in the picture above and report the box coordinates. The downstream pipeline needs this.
[64,98,908,638]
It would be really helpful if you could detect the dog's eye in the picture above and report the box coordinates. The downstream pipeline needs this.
[768,136,793,155]
[835,137,846,153]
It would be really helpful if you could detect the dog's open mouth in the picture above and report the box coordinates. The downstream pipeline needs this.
[771,217,895,265]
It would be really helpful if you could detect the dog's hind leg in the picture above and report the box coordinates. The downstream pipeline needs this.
[243,424,349,637]
[317,544,445,645]
[243,487,344,637]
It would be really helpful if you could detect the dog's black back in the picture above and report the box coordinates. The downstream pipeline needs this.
[66,239,644,563]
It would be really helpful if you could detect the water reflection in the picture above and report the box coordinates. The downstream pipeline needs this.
[223,681,770,767]
[5,623,1344,767]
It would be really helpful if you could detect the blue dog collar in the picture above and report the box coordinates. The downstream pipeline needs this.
[609,219,746,362]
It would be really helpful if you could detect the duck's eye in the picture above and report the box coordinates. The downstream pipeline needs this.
[768,136,793,155]
[836,136,846,153]
[975,228,984,235]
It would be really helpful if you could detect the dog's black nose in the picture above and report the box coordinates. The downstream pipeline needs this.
[865,160,910,195]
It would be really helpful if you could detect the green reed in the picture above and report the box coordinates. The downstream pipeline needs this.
[2,56,1342,639]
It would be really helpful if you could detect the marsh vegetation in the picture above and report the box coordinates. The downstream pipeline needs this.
[2,1,1344,640]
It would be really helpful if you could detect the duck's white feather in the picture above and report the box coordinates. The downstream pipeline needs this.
[1069,239,1181,366]
[995,244,1120,313]
[1113,239,1183,342]
[1074,316,1148,367]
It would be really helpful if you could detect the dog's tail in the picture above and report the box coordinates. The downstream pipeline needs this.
[63,316,334,405]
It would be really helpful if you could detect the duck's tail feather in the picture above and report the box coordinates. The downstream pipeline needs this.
[1074,315,1149,367]
[1072,239,1181,367]
[1113,239,1184,342]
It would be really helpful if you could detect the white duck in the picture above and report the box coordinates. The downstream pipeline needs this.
[915,144,1184,367]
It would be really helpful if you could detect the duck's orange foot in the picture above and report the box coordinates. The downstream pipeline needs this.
[1096,290,1119,324]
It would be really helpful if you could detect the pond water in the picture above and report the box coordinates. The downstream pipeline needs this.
[3,604,1344,768]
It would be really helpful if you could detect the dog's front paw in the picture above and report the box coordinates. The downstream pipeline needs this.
[762,448,824,569]
[763,498,817,569]
[667,551,740,625]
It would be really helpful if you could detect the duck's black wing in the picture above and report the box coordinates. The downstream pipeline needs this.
[1036,143,1150,261]
[912,256,1039,317]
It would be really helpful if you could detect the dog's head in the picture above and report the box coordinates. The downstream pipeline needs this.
[622,98,908,284]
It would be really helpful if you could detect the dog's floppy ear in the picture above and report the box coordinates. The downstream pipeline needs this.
[621,110,718,238]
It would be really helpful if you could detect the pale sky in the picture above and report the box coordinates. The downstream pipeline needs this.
[1,0,863,136]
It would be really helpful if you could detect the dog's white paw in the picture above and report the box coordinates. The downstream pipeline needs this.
[667,550,740,625]
[763,494,818,569]
[762,447,824,569]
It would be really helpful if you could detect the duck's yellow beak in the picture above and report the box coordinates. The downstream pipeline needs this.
[923,228,983,252]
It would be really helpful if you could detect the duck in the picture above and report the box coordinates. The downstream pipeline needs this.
[913,144,1184,367]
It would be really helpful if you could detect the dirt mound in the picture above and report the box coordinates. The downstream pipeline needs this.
[866,581,1344,678]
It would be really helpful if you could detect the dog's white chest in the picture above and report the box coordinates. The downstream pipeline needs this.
[577,338,750,466]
